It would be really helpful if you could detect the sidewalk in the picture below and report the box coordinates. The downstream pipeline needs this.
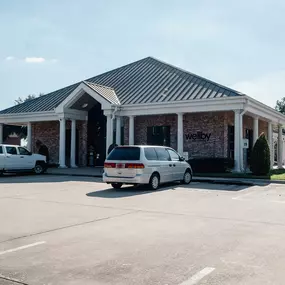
[46,167,285,186]
[47,167,103,177]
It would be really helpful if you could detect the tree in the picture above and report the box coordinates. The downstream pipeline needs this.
[275,97,285,114]
[250,133,271,175]
[3,93,45,142]
[3,125,27,142]
[14,93,44,105]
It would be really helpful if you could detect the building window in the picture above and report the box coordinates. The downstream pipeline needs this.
[147,126,170,146]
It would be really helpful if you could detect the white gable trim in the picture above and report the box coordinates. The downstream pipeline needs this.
[0,111,58,124]
[55,82,114,114]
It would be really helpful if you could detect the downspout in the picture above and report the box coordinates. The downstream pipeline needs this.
[111,105,119,120]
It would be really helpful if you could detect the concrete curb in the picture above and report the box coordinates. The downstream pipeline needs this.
[192,178,254,186]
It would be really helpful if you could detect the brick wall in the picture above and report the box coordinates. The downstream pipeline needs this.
[32,121,59,164]
[124,112,228,158]
[183,112,227,158]
[32,113,270,166]
[123,111,270,159]
[32,120,88,166]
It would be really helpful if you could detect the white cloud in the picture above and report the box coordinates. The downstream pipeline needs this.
[5,56,15,61]
[25,57,46,63]
[231,71,285,108]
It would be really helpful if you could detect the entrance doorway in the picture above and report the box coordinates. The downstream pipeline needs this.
[87,103,106,166]
[65,129,79,167]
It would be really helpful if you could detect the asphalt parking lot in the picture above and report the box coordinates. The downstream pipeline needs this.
[0,175,285,284]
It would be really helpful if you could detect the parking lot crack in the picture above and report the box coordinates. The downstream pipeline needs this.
[0,274,29,285]
[0,210,138,244]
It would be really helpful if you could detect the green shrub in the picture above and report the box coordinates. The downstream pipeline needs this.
[250,132,270,175]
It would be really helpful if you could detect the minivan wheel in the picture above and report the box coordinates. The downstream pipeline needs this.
[111,183,123,189]
[182,170,192,184]
[149,173,160,190]
[34,163,45,175]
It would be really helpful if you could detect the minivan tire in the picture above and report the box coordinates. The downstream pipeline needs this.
[149,173,160,190]
[182,170,192,184]
[111,183,123,189]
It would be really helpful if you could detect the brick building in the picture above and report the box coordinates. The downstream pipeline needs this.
[0,57,284,172]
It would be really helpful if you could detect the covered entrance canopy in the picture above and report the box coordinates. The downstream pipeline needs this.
[0,81,121,168]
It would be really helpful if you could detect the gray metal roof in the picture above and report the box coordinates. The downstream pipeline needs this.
[83,81,120,105]
[0,57,243,114]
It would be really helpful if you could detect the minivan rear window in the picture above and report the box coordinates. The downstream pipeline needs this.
[107,147,140,161]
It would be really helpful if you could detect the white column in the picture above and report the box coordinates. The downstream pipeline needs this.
[70,119,77,168]
[234,110,241,172]
[0,123,3,144]
[116,116,121,145]
[268,122,274,169]
[278,124,283,169]
[106,114,112,156]
[253,117,259,146]
[27,122,32,151]
[177,113,184,154]
[240,113,244,171]
[59,118,67,168]
[129,115,134,145]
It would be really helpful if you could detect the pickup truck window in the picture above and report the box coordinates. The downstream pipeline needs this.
[18,147,30,155]
[0,146,3,154]
[6,146,17,155]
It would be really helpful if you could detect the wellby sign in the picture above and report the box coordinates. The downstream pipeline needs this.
[185,131,211,141]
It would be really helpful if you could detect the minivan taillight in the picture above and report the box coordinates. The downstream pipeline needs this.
[104,162,116,168]
[125,163,145,169]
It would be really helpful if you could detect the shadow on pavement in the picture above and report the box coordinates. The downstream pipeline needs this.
[86,181,252,199]
[86,184,172,198]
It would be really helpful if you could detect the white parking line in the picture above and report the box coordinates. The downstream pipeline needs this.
[0,241,46,256]
[179,267,215,285]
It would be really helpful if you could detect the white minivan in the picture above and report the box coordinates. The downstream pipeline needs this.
[0,144,47,175]
[103,145,192,190]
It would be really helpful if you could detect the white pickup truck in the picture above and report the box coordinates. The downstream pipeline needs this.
[0,144,47,175]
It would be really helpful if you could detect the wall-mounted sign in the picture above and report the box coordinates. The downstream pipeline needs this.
[185,131,211,142]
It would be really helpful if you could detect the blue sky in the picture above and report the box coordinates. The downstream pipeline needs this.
[1,0,285,109]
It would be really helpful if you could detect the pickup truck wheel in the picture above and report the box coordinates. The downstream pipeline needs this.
[34,163,45,175]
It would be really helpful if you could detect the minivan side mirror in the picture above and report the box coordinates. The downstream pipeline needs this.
[179,156,185,161]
